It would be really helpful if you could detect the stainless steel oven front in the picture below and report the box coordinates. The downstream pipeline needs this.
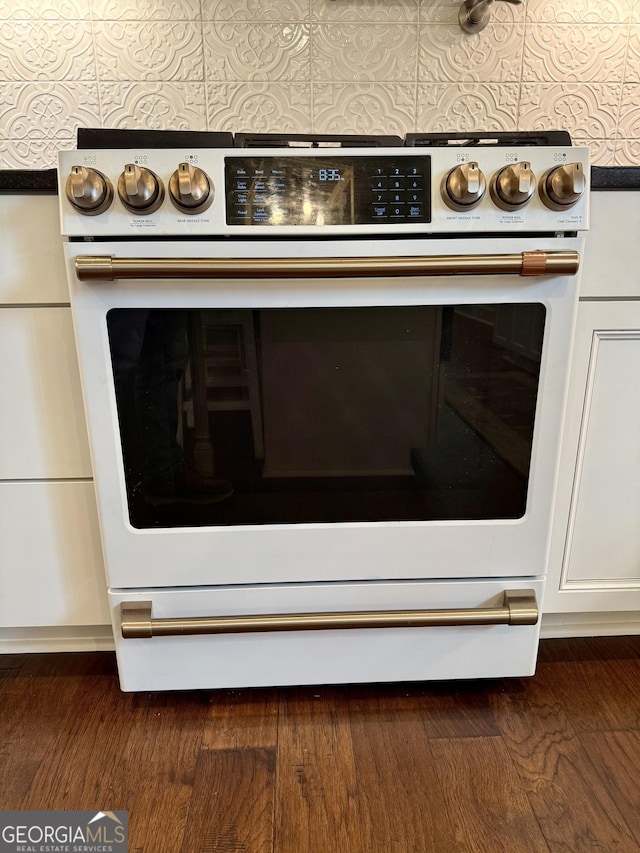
[59,140,589,690]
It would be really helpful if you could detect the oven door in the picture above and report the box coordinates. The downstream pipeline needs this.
[66,236,581,590]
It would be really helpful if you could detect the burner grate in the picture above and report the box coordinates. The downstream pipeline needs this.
[77,128,234,149]
[75,127,574,150]
[405,131,572,147]
[233,133,403,148]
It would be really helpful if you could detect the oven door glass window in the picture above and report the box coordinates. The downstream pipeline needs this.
[106,305,545,529]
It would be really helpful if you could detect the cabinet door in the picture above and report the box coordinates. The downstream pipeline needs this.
[0,307,92,479]
[581,193,640,299]
[0,195,69,304]
[546,301,640,613]
[0,482,109,627]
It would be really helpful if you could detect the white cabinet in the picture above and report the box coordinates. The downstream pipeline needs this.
[545,190,640,626]
[0,307,91,479]
[561,315,640,588]
[0,482,109,627]
[0,195,70,304]
[580,193,640,299]
[2,188,640,648]
[0,193,109,651]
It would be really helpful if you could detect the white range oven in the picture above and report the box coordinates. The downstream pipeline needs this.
[58,130,589,691]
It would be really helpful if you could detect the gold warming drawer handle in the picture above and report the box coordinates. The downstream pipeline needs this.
[120,589,538,639]
[76,252,579,281]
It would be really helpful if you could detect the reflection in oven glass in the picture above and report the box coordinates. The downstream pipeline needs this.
[106,304,545,529]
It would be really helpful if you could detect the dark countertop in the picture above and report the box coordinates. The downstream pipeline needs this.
[591,167,640,190]
[0,169,58,193]
[1,165,638,194]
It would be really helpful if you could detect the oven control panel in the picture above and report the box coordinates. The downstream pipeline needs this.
[224,155,431,226]
[58,147,590,237]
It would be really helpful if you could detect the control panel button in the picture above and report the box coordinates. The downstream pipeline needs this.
[168,163,214,215]
[441,162,486,211]
[117,164,164,214]
[539,162,585,210]
[490,162,535,211]
[65,166,114,216]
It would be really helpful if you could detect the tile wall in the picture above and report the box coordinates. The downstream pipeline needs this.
[0,0,638,168]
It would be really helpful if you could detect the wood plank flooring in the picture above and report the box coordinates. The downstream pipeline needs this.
[2,636,640,852]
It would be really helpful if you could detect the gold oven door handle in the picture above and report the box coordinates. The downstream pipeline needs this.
[120,589,538,639]
[76,252,579,281]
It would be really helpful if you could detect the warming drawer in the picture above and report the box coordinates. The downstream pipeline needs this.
[109,578,544,691]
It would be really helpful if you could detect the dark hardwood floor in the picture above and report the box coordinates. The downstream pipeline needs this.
[2,637,640,852]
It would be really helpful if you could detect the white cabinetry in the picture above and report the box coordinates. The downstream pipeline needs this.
[0,193,110,651]
[545,191,640,631]
[0,308,91,479]
[2,187,639,650]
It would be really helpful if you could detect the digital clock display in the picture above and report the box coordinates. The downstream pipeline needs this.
[225,155,431,226]
[317,168,343,182]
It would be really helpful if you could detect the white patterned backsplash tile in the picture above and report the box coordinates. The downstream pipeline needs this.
[418,0,458,24]
[519,83,621,138]
[203,23,311,82]
[0,22,95,81]
[571,137,617,165]
[615,138,640,163]
[1,7,638,169]
[312,0,419,23]
[417,83,519,131]
[101,83,207,130]
[618,83,640,136]
[522,24,629,83]
[207,83,312,133]
[518,83,622,139]
[92,0,202,20]
[0,83,100,139]
[525,0,633,24]
[0,0,90,19]
[313,83,415,134]
[202,0,311,21]
[625,27,640,82]
[311,25,417,81]
[0,137,78,169]
[418,25,525,83]
[94,22,204,81]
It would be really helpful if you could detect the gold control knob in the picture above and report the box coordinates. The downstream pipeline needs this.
[441,162,486,211]
[168,162,214,214]
[490,161,535,211]
[117,164,165,214]
[65,166,114,216]
[539,162,585,211]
